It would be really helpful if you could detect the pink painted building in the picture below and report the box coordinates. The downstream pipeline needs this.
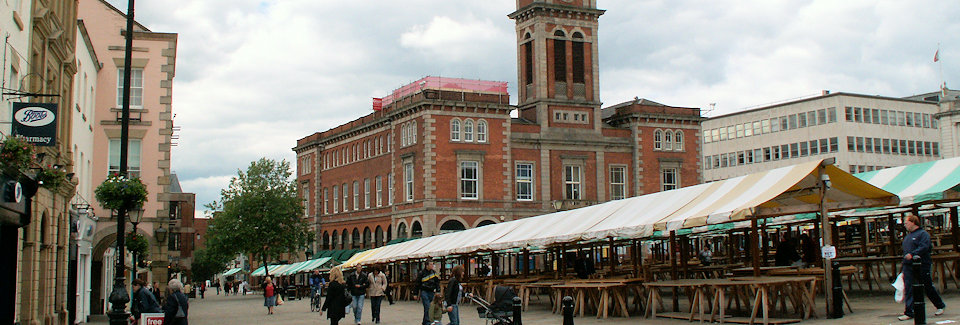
[77,0,179,315]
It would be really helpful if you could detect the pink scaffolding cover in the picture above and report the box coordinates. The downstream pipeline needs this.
[381,76,508,107]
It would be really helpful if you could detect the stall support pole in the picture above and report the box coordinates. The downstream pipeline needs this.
[609,237,616,275]
[888,214,898,256]
[632,240,640,278]
[523,249,530,276]
[559,244,566,279]
[680,235,689,278]
[819,165,838,318]
[761,222,770,267]
[951,207,960,253]
[670,230,679,312]
[860,216,868,257]
[751,218,760,277]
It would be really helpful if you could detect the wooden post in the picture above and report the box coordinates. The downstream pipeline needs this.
[888,214,898,256]
[680,234,689,278]
[761,222,770,267]
[609,237,616,274]
[751,218,760,276]
[818,165,835,318]
[632,240,640,278]
[523,248,530,276]
[559,244,566,279]
[727,230,736,265]
[670,230,679,312]
[951,207,959,252]
[860,216,868,257]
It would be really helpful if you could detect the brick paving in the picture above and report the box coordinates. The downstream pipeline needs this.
[90,289,960,325]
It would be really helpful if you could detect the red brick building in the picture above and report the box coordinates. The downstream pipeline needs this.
[294,0,703,253]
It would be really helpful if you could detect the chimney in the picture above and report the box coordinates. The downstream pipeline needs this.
[822,90,830,96]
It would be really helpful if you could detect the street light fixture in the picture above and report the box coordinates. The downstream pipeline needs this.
[154,224,168,242]
[129,208,144,278]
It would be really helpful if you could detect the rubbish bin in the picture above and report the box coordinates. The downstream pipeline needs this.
[286,286,299,300]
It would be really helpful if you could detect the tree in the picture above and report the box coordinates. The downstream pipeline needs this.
[204,158,312,277]
[191,248,232,282]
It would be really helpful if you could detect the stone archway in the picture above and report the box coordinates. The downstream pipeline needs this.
[438,219,466,235]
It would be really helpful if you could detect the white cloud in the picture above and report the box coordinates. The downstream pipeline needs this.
[101,0,960,212]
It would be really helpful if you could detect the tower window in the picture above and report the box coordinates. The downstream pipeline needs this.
[524,42,533,85]
[554,39,566,82]
[571,41,585,84]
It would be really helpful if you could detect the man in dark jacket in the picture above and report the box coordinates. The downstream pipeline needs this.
[346,268,370,324]
[899,214,946,321]
[416,261,440,325]
[129,279,161,322]
[151,282,163,304]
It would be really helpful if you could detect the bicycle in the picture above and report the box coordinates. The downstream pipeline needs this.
[310,289,322,312]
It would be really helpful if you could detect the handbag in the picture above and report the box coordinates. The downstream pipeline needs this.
[175,294,186,318]
[277,294,284,306]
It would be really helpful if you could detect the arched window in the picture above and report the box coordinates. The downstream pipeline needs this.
[477,220,496,227]
[322,232,330,250]
[401,124,408,146]
[352,228,361,248]
[572,32,584,39]
[554,30,565,37]
[363,227,372,248]
[375,226,384,247]
[664,130,674,151]
[451,119,461,141]
[411,221,423,238]
[464,120,474,142]
[439,220,466,235]
[477,120,487,143]
[411,121,417,144]
[397,223,407,239]
[654,130,663,150]
[331,230,338,249]
[674,130,684,151]
[341,229,349,249]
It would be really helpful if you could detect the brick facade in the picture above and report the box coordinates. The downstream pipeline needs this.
[294,1,702,255]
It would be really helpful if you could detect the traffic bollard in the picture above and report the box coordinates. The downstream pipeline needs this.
[831,261,844,318]
[562,296,574,325]
[913,259,926,325]
[512,296,522,325]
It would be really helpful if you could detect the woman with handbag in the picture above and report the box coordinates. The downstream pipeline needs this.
[163,279,189,325]
[321,267,350,325]
[263,276,278,315]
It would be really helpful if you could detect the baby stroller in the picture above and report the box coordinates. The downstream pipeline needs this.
[467,286,516,325]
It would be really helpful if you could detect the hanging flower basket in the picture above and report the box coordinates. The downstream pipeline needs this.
[126,231,149,258]
[37,167,68,190]
[95,175,148,210]
[0,136,34,175]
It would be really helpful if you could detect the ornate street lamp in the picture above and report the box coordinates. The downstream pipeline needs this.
[129,208,143,276]
[154,224,168,242]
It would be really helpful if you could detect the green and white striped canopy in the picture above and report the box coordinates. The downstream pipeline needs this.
[222,268,242,276]
[855,156,960,206]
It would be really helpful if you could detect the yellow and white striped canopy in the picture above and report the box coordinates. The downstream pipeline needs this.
[343,159,896,266]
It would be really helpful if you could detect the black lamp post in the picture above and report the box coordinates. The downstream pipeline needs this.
[106,0,137,324]
[129,208,143,275]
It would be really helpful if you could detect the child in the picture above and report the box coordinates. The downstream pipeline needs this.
[429,292,444,325]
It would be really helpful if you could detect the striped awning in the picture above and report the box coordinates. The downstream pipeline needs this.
[251,264,286,277]
[222,268,242,276]
[854,157,960,206]
[342,159,897,266]
[278,257,334,276]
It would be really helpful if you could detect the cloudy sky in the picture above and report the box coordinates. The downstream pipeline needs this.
[105,0,959,215]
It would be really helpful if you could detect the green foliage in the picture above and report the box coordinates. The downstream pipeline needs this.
[95,175,148,210]
[191,248,232,281]
[0,136,34,175]
[126,232,149,258]
[204,158,313,275]
[37,167,67,189]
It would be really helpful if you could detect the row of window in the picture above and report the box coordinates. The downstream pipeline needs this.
[400,121,418,147]
[704,107,838,144]
[704,137,840,170]
[450,118,488,143]
[845,137,940,157]
[843,107,938,129]
[322,133,393,170]
[849,165,892,174]
[653,129,685,151]
[324,174,395,214]
[514,163,630,201]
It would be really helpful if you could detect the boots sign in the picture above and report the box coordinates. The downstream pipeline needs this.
[11,102,57,146]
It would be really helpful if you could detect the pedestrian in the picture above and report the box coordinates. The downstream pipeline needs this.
[698,246,713,266]
[214,280,220,295]
[416,260,440,325]
[444,265,464,325]
[367,266,387,324]
[384,270,394,305]
[243,280,250,295]
[428,292,444,325]
[234,280,240,295]
[183,282,192,298]
[322,267,350,325]
[200,281,206,299]
[163,278,189,325]
[129,279,162,323]
[263,276,278,315]
[151,281,163,305]
[898,214,947,321]
[347,267,370,324]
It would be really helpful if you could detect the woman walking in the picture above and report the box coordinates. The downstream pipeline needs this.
[322,267,350,325]
[163,279,189,325]
[263,276,278,315]
[367,266,388,324]
[444,265,464,325]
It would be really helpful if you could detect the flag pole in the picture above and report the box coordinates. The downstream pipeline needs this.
[938,42,944,91]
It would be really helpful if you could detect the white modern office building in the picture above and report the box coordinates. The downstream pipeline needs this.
[702,91,941,182]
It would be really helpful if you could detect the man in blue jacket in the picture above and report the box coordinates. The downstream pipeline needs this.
[899,214,946,321]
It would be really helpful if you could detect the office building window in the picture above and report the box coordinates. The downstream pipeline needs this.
[610,166,626,200]
[563,165,582,200]
[460,161,479,199]
[516,163,534,201]
[828,107,837,123]
[845,107,853,122]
